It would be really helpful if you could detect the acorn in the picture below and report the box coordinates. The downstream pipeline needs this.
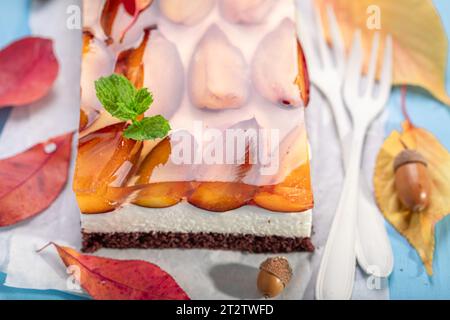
[394,149,431,213]
[257,257,292,298]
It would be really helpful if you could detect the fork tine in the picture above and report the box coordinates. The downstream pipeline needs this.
[377,35,393,103]
[326,5,345,71]
[344,30,363,104]
[365,32,380,97]
[313,5,331,68]
[297,10,319,71]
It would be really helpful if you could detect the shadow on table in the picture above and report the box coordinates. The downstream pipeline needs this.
[209,263,260,299]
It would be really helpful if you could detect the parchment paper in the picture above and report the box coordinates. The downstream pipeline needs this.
[0,0,389,300]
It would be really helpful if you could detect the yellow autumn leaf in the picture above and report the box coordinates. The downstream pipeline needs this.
[374,121,450,275]
[315,0,450,106]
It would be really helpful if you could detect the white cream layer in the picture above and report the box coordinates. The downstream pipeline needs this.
[82,204,312,238]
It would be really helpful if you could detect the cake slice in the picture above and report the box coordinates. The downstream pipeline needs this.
[76,0,314,253]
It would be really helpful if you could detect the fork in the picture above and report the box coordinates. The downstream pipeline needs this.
[298,5,394,278]
[315,31,393,300]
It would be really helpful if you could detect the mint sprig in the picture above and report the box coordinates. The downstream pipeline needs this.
[124,116,171,141]
[95,74,170,141]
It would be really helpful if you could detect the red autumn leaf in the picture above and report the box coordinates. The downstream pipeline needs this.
[119,0,154,43]
[50,243,190,300]
[0,133,73,227]
[0,37,59,108]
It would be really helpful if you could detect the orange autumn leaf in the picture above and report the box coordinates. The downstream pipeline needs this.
[315,0,450,106]
[374,121,450,275]
[50,243,190,300]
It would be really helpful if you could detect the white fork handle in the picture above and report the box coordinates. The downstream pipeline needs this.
[328,91,352,152]
[355,177,394,277]
[344,130,393,278]
[316,128,364,300]
[328,91,393,278]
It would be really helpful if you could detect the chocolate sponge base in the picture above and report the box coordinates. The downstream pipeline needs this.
[82,231,315,254]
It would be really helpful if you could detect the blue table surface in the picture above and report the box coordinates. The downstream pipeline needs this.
[1,0,450,300]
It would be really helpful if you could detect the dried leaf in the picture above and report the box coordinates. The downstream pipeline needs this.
[374,121,450,275]
[0,133,73,227]
[0,37,59,108]
[51,243,190,300]
[316,0,450,106]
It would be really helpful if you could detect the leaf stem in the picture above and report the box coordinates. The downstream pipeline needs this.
[399,138,409,150]
[36,242,55,253]
[401,85,414,128]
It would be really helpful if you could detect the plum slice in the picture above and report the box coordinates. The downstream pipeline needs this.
[253,124,313,212]
[252,18,310,108]
[189,25,249,110]
[219,0,276,25]
[188,182,257,212]
[188,119,259,212]
[132,137,195,208]
[253,162,314,213]
[74,123,142,214]
[159,0,214,26]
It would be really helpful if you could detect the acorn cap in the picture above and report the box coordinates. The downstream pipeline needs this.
[394,149,427,172]
[260,257,292,286]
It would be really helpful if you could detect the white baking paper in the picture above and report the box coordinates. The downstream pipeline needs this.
[0,0,390,300]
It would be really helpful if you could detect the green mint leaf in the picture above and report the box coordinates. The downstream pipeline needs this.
[95,74,168,142]
[124,115,171,141]
[134,88,153,115]
[95,74,152,121]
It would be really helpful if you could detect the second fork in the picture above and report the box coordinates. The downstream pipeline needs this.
[315,30,393,300]
[298,4,394,279]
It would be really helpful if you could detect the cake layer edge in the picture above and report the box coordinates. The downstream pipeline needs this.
[82,231,315,254]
